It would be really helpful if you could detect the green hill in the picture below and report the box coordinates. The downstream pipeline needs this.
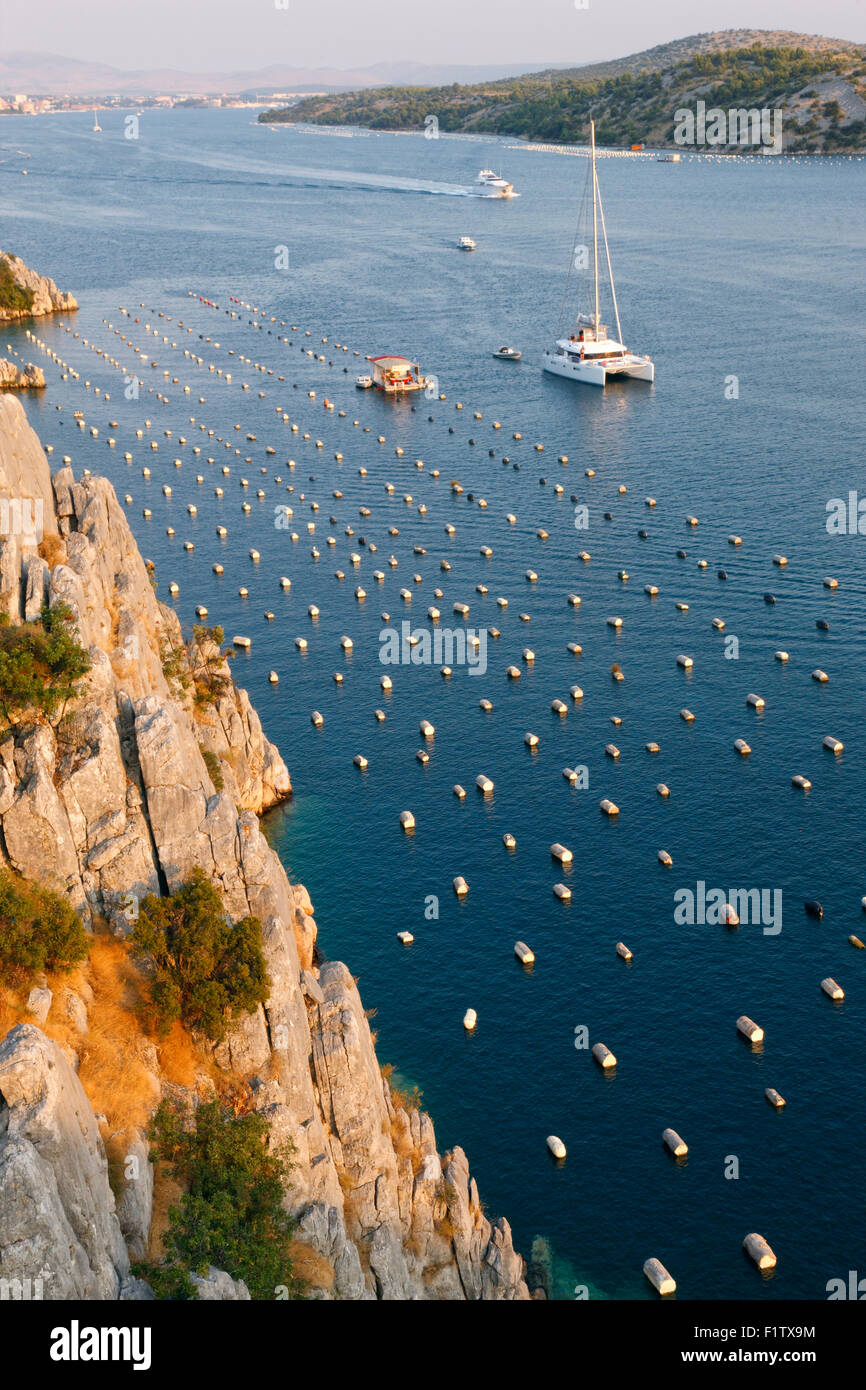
[259,31,866,153]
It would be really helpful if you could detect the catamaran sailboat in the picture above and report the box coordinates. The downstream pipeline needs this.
[542,121,653,387]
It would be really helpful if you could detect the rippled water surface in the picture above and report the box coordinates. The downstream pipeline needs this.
[2,109,865,1299]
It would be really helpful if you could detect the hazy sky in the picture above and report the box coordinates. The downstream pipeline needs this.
[1,0,864,72]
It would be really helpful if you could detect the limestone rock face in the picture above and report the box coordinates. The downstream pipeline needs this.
[0,395,528,1302]
[191,1267,251,1300]
[0,359,46,390]
[0,251,78,321]
[0,1025,130,1299]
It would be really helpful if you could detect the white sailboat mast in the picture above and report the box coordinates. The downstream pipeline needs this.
[591,119,600,334]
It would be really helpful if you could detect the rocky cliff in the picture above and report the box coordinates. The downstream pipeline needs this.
[0,251,78,322]
[0,393,528,1301]
[0,359,46,390]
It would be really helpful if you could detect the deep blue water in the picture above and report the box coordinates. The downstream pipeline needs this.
[2,109,865,1300]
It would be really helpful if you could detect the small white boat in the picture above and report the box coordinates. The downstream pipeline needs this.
[355,374,373,389]
[474,168,517,198]
[92,110,102,133]
[493,346,522,361]
[543,121,654,388]
[458,236,477,251]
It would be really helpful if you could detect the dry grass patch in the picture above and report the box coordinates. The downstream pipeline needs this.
[287,1239,335,1293]
[37,534,67,568]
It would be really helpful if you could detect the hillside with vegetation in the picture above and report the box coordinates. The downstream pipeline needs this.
[260,31,866,153]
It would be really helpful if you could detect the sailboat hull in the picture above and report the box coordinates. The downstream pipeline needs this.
[542,350,654,387]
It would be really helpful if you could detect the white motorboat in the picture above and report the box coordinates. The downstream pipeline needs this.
[474,168,517,198]
[542,121,654,387]
[458,236,477,251]
[493,346,522,360]
[355,374,373,389]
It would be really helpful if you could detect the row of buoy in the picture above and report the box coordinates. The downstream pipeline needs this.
[43,300,857,1288]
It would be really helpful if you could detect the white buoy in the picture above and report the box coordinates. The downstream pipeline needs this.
[420,719,435,738]
[605,744,621,760]
[381,675,392,691]
[765,1088,786,1108]
[772,554,787,566]
[791,774,812,790]
[463,1008,477,1030]
[551,843,573,865]
[503,832,516,849]
[353,754,368,770]
[568,593,581,607]
[514,941,535,964]
[824,576,838,589]
[823,736,843,754]
[746,693,765,709]
[311,711,324,726]
[616,942,633,961]
[643,1258,676,1296]
[645,741,660,754]
[524,731,539,748]
[663,1128,688,1157]
[734,738,751,755]
[658,850,673,867]
[397,930,414,944]
[294,636,308,651]
[812,669,829,682]
[743,1233,776,1270]
[600,798,619,816]
[607,615,623,629]
[570,685,583,701]
[268,670,279,684]
[676,654,693,669]
[553,883,572,901]
[233,635,251,649]
[476,774,494,794]
[592,1042,616,1069]
[680,708,695,723]
[546,1135,566,1159]
[737,1015,764,1043]
[399,810,415,831]
[821,977,844,1000]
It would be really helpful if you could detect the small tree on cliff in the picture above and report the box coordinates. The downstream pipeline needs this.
[0,602,91,728]
[188,625,233,710]
[133,1097,299,1300]
[0,867,89,986]
[131,869,269,1042]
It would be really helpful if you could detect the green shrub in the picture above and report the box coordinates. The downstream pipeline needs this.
[0,257,35,315]
[133,1098,299,1300]
[189,625,233,709]
[0,867,89,987]
[0,602,91,728]
[199,746,224,791]
[131,869,269,1042]
[160,630,191,698]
